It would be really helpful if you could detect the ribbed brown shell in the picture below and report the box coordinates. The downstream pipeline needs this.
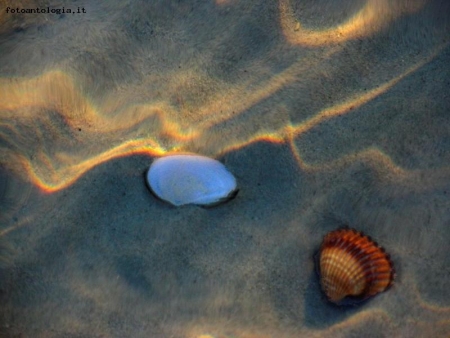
[318,228,394,304]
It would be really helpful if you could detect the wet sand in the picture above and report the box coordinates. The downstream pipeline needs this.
[1,0,450,337]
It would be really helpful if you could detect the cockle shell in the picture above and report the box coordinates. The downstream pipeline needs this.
[318,228,394,305]
[146,154,238,206]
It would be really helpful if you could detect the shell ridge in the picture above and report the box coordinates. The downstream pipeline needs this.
[318,228,395,305]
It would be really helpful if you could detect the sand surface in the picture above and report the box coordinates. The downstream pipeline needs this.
[0,0,450,337]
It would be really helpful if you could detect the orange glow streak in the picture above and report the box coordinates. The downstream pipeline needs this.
[279,0,425,47]
[215,0,236,5]
[289,53,429,139]
[196,46,343,131]
[184,310,394,338]
[0,71,96,123]
[21,139,166,193]
[325,309,394,333]
[0,70,198,141]
[408,276,450,314]
[186,326,276,338]
[218,49,439,175]
[0,215,34,238]
[0,42,445,194]
[107,103,200,142]
[217,132,285,156]
[0,70,200,193]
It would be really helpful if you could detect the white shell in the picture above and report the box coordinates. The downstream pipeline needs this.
[146,154,238,206]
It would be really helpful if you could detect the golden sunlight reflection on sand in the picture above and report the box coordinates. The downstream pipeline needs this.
[279,0,425,47]
[185,305,449,337]
[1,0,446,198]
[0,41,447,194]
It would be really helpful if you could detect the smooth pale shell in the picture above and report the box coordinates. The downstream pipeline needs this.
[146,154,238,206]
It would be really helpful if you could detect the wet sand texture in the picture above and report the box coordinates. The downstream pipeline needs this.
[0,0,450,337]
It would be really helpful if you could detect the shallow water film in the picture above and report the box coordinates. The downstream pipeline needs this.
[1,0,449,337]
